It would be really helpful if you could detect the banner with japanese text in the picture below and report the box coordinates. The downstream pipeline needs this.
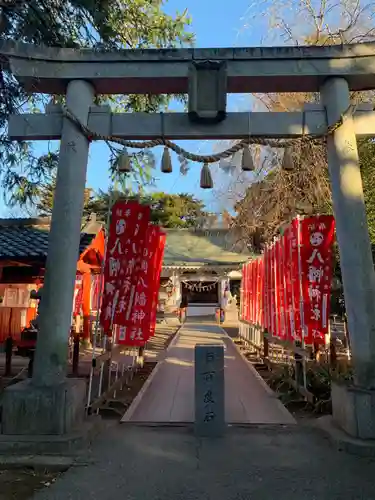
[244,262,250,322]
[281,233,293,340]
[299,215,335,345]
[246,262,251,322]
[272,241,280,337]
[290,219,302,341]
[263,246,271,332]
[117,223,160,345]
[240,214,335,346]
[240,264,245,320]
[257,258,264,326]
[149,231,166,337]
[73,273,83,317]
[245,262,250,322]
[269,243,276,336]
[250,260,255,323]
[100,201,151,335]
[280,234,290,341]
[262,248,268,330]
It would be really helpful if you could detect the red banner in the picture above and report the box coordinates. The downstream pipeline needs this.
[246,262,251,322]
[299,215,335,345]
[274,240,282,338]
[280,235,290,341]
[283,228,294,341]
[240,264,245,320]
[258,258,264,327]
[269,243,276,336]
[247,262,251,323]
[256,259,261,326]
[263,246,270,332]
[73,274,83,317]
[240,215,335,346]
[290,219,302,341]
[117,225,165,346]
[117,224,159,345]
[149,231,166,337]
[100,201,151,335]
[250,260,254,323]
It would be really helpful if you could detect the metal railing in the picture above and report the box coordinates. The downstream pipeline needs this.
[86,345,139,416]
[237,316,350,403]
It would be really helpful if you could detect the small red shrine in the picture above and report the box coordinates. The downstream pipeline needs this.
[0,215,105,344]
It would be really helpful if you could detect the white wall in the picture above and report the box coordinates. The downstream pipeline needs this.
[187,304,218,317]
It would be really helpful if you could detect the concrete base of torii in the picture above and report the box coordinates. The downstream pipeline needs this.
[331,383,375,440]
[1,378,86,436]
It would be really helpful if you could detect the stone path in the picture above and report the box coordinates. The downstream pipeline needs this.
[121,321,295,425]
[33,425,375,500]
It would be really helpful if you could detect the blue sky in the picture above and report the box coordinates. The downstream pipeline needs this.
[5,0,270,217]
[85,0,263,215]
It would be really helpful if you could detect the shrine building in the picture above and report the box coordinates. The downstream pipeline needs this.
[158,228,250,320]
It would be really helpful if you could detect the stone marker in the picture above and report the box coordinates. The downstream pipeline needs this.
[194,344,225,437]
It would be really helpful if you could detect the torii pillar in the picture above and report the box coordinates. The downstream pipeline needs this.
[321,78,375,439]
[2,80,94,435]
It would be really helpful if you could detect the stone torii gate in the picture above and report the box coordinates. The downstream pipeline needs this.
[2,41,375,438]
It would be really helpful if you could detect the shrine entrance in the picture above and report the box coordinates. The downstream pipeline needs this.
[2,40,375,436]
[182,282,218,305]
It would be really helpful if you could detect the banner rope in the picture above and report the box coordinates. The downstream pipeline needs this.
[61,104,355,165]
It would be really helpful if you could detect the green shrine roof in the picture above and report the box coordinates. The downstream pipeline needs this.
[162,229,251,269]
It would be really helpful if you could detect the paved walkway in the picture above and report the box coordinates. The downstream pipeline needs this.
[34,425,375,500]
[121,321,295,425]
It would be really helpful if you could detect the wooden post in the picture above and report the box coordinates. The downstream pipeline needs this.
[263,330,269,359]
[343,313,351,353]
[313,341,320,362]
[4,335,13,377]
[329,337,338,369]
[27,350,34,378]
[72,332,80,376]
[294,340,304,387]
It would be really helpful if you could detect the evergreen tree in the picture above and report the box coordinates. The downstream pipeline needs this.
[0,0,193,207]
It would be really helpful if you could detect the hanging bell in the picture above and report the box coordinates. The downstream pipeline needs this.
[117,147,132,173]
[161,146,172,173]
[200,163,213,189]
[241,146,255,171]
[282,147,294,171]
